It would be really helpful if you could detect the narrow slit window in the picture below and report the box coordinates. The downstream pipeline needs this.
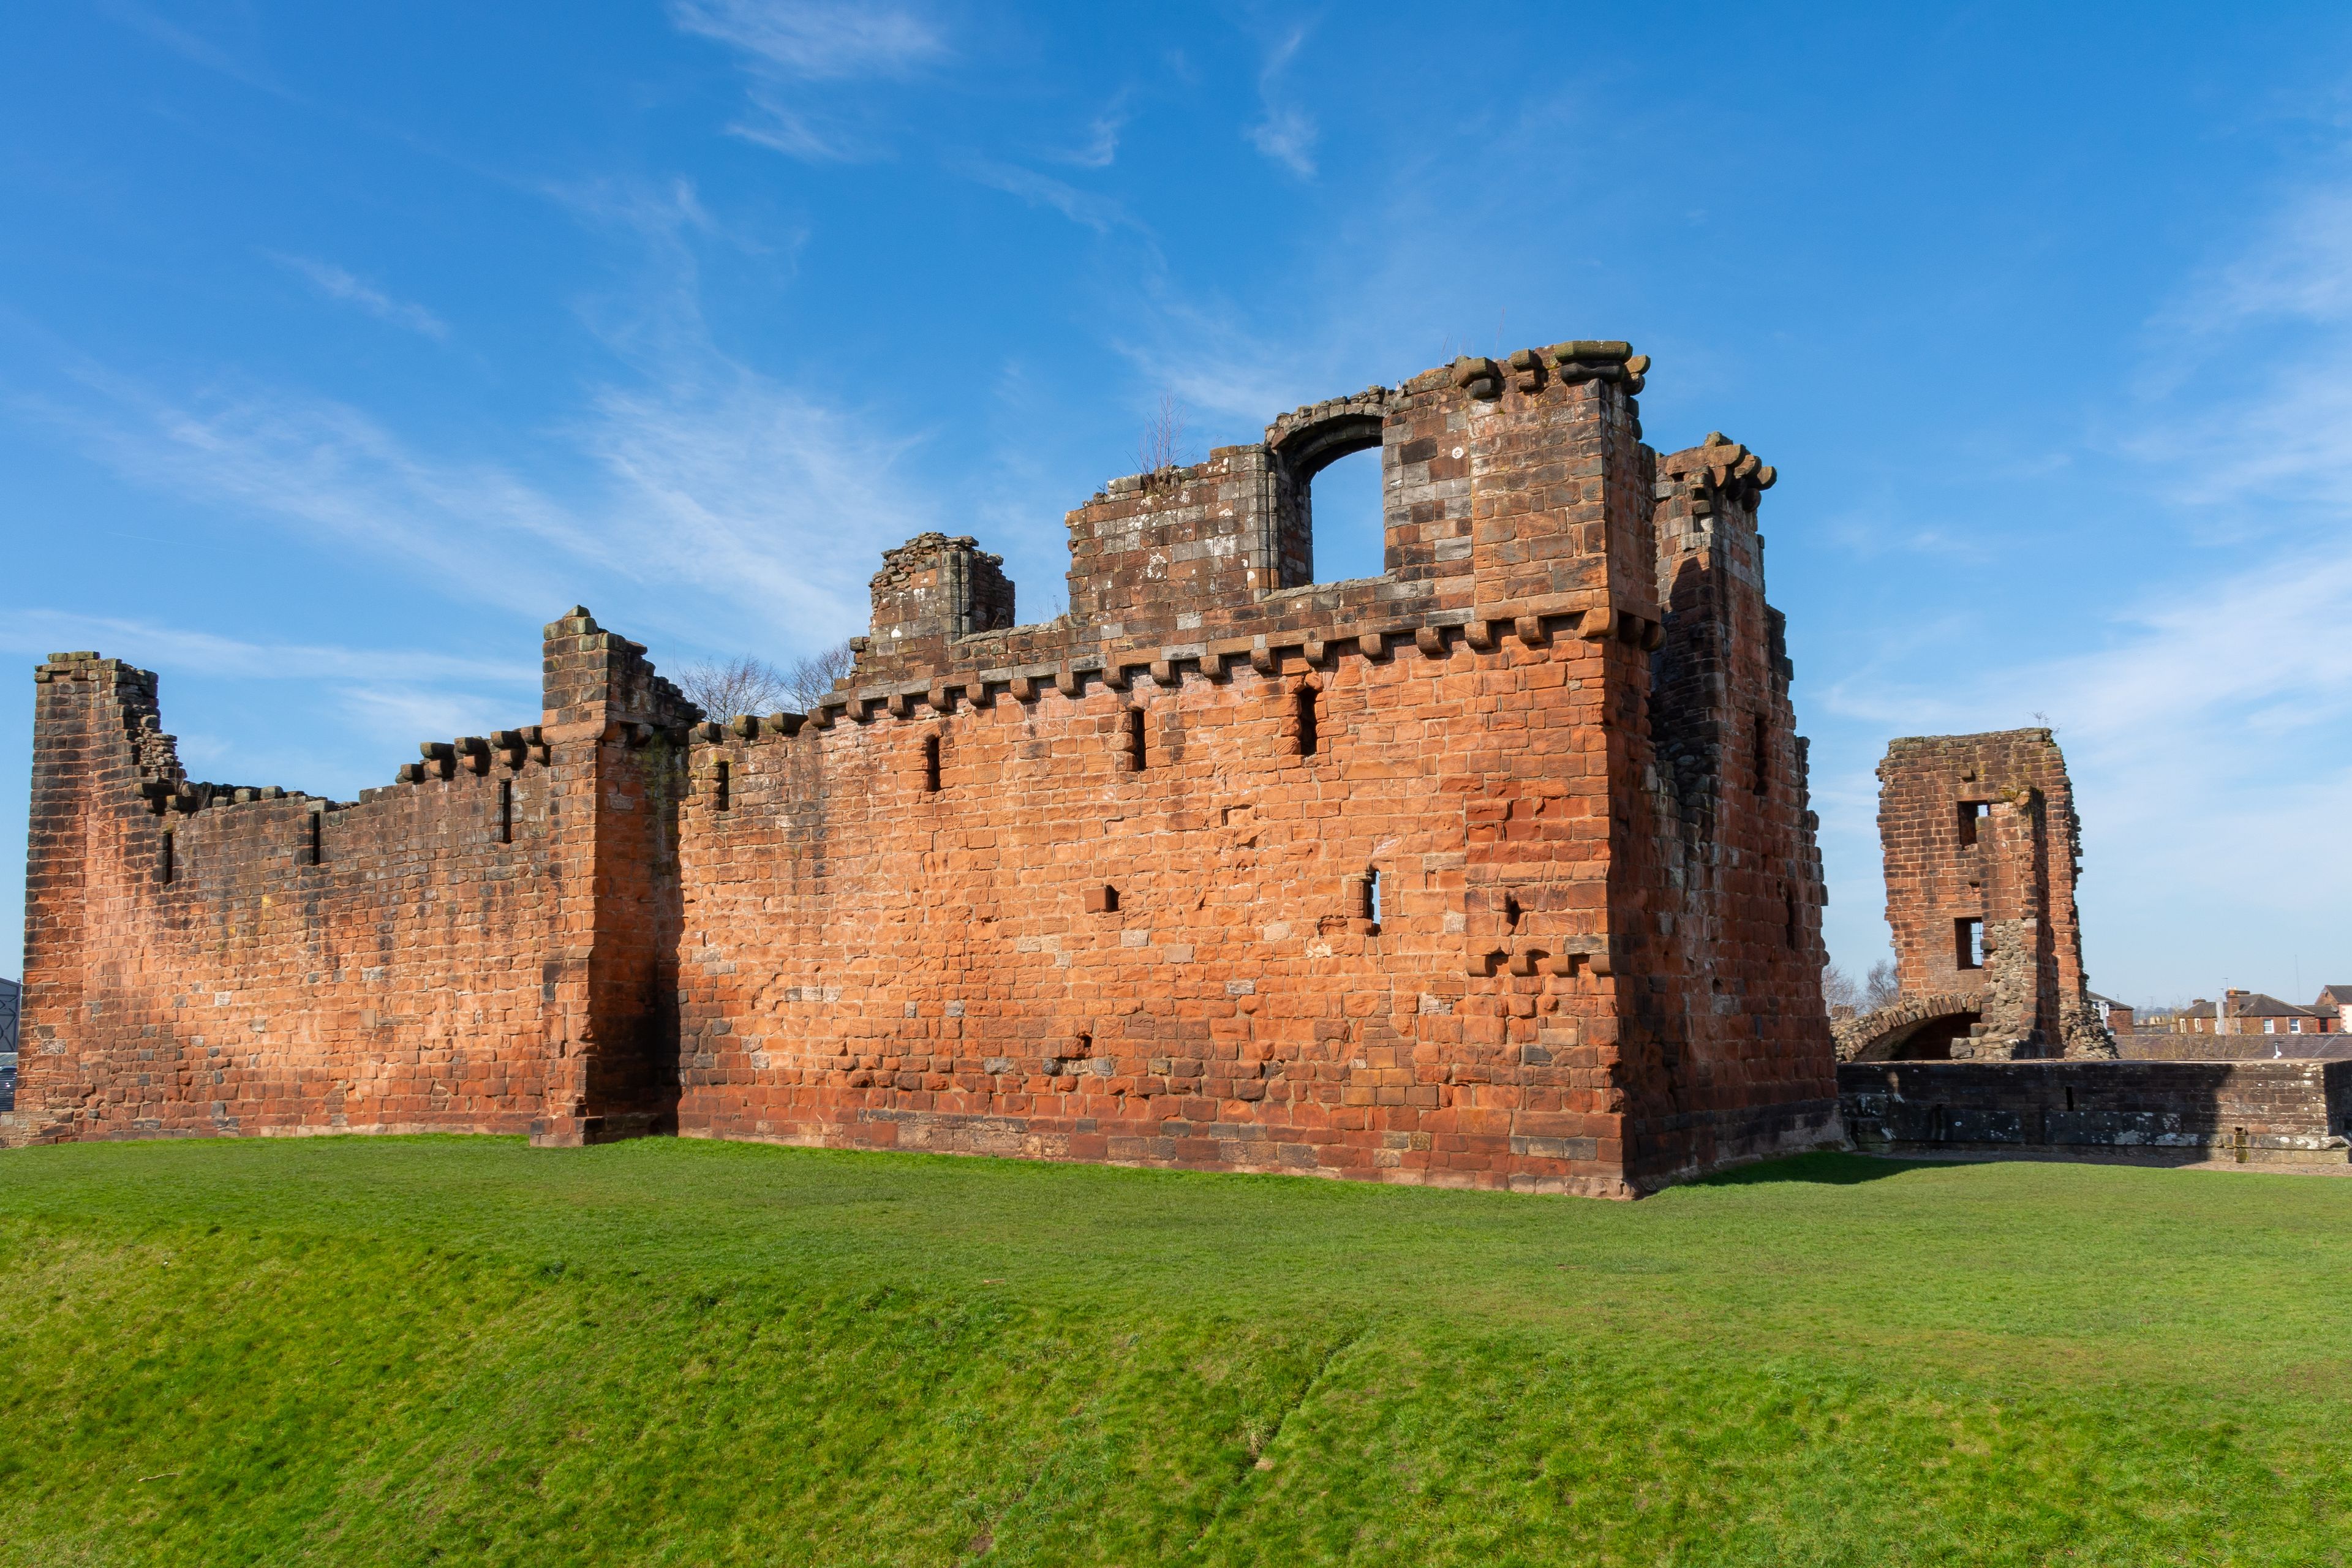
[712,759,731,812]
[159,827,175,886]
[306,810,323,865]
[1955,916,1984,970]
[1958,800,1986,847]
[1784,888,1799,949]
[1295,684,1319,757]
[1752,711,1770,796]
[498,780,513,844]
[1126,706,1147,772]
[1355,868,1381,927]
[922,734,941,793]
[1504,893,1522,930]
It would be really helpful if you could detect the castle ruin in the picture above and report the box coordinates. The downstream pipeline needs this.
[9,343,1843,1196]
[1834,729,2116,1062]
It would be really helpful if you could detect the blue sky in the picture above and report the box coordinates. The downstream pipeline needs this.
[4,2,2351,1006]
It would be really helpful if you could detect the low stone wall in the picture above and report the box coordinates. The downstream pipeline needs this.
[1837,1060,2352,1167]
[2115,1035,2352,1062]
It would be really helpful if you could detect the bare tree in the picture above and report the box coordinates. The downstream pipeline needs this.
[1822,963,1860,1012]
[781,639,858,712]
[672,656,788,722]
[1863,960,1899,1012]
[1137,393,1188,477]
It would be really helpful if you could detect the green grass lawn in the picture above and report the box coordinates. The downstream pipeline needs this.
[0,1138,2346,1566]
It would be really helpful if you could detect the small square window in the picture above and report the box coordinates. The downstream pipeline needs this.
[1958,801,1987,848]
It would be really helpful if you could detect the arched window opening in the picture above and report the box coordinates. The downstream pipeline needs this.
[1306,445,1386,584]
[1270,410,1387,590]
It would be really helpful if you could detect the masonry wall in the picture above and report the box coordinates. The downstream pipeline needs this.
[12,343,1843,1195]
[6,616,689,1147]
[1838,1059,2352,1166]
[1872,730,2109,1059]
[2118,1034,2352,1063]
[669,347,1839,1194]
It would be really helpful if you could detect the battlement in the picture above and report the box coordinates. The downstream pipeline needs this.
[848,344,1657,696]
[12,339,1841,1194]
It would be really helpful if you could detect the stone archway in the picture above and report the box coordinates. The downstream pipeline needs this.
[1833,992,1985,1063]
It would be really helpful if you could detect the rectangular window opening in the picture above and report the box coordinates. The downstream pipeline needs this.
[1126,706,1147,772]
[1958,800,1986,847]
[498,780,513,844]
[922,734,941,793]
[159,827,174,886]
[1955,916,1984,970]
[1295,684,1320,757]
[712,759,731,812]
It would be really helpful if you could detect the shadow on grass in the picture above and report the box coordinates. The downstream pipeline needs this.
[1689,1151,1967,1188]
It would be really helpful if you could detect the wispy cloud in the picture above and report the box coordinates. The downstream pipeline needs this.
[1245,28,1317,179]
[1052,95,1131,170]
[0,610,540,793]
[24,358,932,650]
[669,0,942,80]
[726,96,877,162]
[23,178,937,658]
[672,0,945,163]
[99,0,291,98]
[958,158,1141,236]
[2125,181,2352,512]
[1816,164,2352,992]
[0,611,525,687]
[266,254,450,341]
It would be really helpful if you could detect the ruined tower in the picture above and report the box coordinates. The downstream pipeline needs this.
[1838,729,2115,1061]
[9,342,1843,1194]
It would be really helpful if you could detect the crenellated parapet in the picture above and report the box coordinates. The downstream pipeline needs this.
[12,337,1842,1194]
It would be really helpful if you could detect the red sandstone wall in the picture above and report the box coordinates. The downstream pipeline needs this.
[668,349,1839,1194]
[1623,437,1838,1183]
[7,614,693,1147]
[10,654,566,1141]
[12,342,1844,1194]
[1874,729,2104,1059]
[672,623,1634,1193]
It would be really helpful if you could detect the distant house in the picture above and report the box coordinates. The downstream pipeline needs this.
[2315,986,2352,1033]
[2175,989,2334,1036]
[2086,992,2135,1034]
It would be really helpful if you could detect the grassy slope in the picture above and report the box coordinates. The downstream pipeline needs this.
[0,1139,2345,1566]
